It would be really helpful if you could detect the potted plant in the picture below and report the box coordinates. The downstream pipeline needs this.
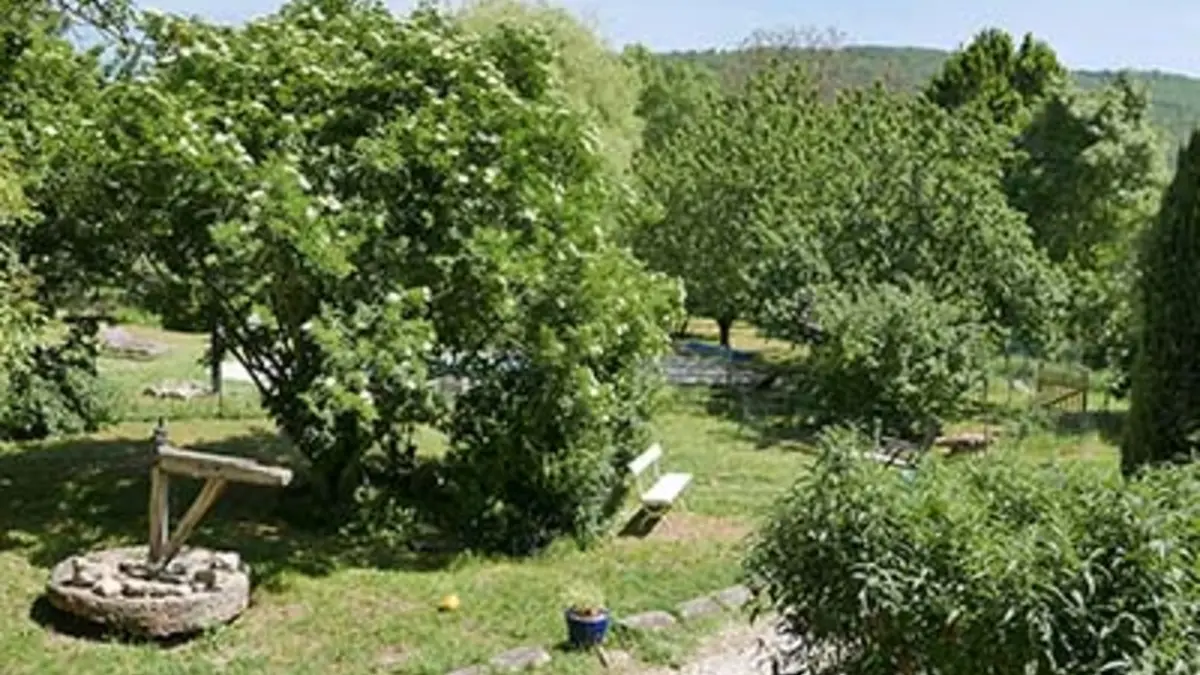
[563,584,610,649]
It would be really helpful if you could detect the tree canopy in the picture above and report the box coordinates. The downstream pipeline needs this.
[634,56,1062,352]
[53,0,679,548]
[454,0,644,179]
[925,28,1066,129]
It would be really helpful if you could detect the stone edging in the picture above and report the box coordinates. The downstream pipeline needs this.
[445,584,753,674]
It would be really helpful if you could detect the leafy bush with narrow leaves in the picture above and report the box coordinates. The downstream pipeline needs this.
[798,284,989,440]
[746,428,1200,675]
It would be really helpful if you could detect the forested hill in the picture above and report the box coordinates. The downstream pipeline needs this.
[662,45,1200,152]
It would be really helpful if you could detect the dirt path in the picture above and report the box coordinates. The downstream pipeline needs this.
[631,619,789,675]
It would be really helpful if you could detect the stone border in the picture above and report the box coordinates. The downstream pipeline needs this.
[443,584,753,674]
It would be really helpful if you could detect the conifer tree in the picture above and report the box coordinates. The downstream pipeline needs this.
[1123,129,1200,473]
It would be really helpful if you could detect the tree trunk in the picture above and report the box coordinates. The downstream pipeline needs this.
[717,315,734,349]
[675,316,691,338]
[209,321,224,397]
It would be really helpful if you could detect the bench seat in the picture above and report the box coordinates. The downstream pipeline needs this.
[641,472,692,509]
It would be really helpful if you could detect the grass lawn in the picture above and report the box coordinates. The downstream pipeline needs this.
[96,325,262,423]
[681,318,798,362]
[0,323,1123,674]
[1,327,816,674]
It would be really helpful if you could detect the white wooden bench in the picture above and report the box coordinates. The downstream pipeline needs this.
[628,443,692,514]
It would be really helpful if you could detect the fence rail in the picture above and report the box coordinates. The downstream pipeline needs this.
[1033,362,1090,413]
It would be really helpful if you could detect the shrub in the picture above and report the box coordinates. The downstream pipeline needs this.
[0,319,116,441]
[746,429,1200,675]
[799,284,989,440]
[432,249,679,553]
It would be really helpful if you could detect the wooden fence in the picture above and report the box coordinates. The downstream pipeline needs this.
[1033,363,1090,413]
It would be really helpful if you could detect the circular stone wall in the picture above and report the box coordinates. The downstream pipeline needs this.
[46,546,250,637]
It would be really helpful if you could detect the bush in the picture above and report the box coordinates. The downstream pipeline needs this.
[746,429,1200,675]
[799,284,989,440]
[431,249,679,554]
[0,319,116,441]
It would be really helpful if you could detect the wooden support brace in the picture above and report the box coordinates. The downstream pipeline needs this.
[154,478,227,567]
[146,421,293,568]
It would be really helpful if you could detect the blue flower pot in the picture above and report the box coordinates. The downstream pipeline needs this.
[565,608,610,649]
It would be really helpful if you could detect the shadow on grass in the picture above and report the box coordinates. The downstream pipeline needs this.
[616,509,665,539]
[0,431,459,594]
[1049,409,1127,446]
[699,385,822,451]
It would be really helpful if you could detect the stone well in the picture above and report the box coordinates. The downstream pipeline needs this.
[46,545,250,638]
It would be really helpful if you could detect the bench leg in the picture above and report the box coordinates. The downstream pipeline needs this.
[641,504,667,523]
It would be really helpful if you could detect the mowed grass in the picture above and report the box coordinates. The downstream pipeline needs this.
[96,325,263,422]
[0,327,812,674]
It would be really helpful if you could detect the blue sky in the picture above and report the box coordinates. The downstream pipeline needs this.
[141,0,1200,76]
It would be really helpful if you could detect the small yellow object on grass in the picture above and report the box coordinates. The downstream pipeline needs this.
[438,594,461,612]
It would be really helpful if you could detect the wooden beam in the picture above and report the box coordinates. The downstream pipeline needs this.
[148,467,170,562]
[156,445,293,487]
[155,478,227,566]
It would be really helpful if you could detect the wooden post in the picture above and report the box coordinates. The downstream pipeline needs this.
[210,321,224,418]
[148,467,169,562]
[149,419,170,562]
[1081,369,1089,414]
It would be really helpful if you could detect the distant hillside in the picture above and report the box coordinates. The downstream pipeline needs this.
[662,45,1200,157]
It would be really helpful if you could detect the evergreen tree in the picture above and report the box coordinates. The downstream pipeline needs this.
[1123,130,1200,473]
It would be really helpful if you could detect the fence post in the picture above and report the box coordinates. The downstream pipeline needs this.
[1081,368,1089,414]
[1004,350,1013,406]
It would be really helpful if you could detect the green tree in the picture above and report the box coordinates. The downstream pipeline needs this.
[929,31,1165,368]
[926,28,1065,129]
[632,61,820,347]
[2,0,113,310]
[454,0,643,179]
[754,86,1062,352]
[1123,131,1200,474]
[1013,76,1165,267]
[0,0,115,440]
[1011,76,1166,371]
[76,0,680,547]
[623,45,718,155]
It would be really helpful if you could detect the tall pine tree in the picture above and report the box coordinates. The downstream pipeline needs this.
[1123,130,1200,474]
